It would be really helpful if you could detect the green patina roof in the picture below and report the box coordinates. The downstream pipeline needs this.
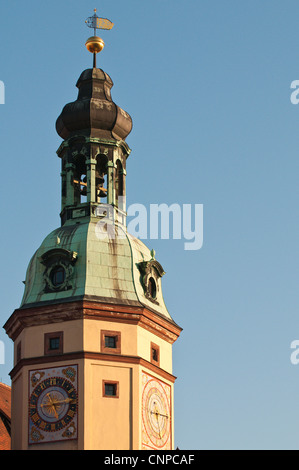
[20,219,173,322]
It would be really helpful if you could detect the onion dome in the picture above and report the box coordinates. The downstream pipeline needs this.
[56,68,133,141]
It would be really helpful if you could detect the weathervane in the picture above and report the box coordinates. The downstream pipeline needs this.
[85,9,114,68]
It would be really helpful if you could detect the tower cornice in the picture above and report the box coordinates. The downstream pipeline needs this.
[4,300,182,345]
[56,136,131,159]
[8,351,177,384]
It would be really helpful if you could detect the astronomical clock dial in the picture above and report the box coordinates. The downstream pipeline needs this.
[28,365,78,445]
[142,372,172,450]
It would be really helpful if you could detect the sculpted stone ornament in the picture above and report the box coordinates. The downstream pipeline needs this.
[138,255,165,304]
[40,248,78,293]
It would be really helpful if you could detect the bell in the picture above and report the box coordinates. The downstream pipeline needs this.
[97,187,107,198]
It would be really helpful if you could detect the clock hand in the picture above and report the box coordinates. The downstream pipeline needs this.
[48,395,59,418]
[51,400,59,420]
[49,397,75,419]
[154,409,162,439]
[40,393,59,419]
[50,398,75,406]
[150,410,169,419]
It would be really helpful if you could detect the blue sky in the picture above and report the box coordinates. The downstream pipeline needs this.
[1,0,299,450]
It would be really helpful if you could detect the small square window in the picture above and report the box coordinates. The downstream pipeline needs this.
[103,381,119,398]
[49,337,60,350]
[101,330,121,354]
[105,336,116,349]
[152,347,158,362]
[44,331,63,356]
[105,383,116,396]
[151,342,160,367]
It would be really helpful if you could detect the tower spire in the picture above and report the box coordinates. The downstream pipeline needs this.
[4,12,182,451]
[85,8,114,68]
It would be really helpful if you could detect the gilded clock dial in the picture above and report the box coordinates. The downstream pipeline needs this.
[29,376,77,432]
[142,374,171,449]
[28,365,78,444]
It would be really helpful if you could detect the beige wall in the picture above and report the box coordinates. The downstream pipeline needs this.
[84,319,173,374]
[83,360,174,450]
[15,320,83,364]
[84,360,134,450]
[14,318,173,375]
[83,319,138,356]
[137,326,173,374]
[11,316,175,450]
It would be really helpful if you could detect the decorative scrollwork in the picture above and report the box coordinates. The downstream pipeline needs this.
[137,255,165,305]
[40,248,78,293]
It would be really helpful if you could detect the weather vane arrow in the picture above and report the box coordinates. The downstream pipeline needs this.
[85,8,114,34]
[85,9,114,68]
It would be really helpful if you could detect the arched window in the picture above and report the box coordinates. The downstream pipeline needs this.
[115,160,123,207]
[96,154,108,201]
[50,266,66,287]
[79,174,87,203]
[148,277,157,299]
[72,156,87,205]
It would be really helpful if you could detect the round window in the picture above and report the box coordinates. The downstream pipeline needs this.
[50,266,66,287]
[148,277,157,299]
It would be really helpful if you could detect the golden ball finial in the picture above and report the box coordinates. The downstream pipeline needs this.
[85,36,105,54]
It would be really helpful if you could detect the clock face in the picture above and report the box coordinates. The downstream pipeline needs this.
[142,372,172,449]
[28,365,78,444]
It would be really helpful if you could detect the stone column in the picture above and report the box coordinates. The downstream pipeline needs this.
[107,160,115,206]
[86,157,97,204]
[65,163,76,206]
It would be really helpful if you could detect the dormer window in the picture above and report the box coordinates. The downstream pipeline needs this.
[40,248,78,293]
[148,277,157,299]
[50,266,66,287]
[137,256,165,305]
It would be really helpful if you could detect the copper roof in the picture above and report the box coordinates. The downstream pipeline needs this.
[0,383,11,450]
[56,68,133,141]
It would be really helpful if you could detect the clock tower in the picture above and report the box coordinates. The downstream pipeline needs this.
[4,12,182,450]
